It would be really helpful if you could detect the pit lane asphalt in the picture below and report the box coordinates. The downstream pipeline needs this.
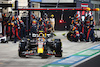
[75,54,100,67]
[0,31,100,67]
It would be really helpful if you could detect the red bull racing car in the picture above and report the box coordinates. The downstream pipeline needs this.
[18,31,62,58]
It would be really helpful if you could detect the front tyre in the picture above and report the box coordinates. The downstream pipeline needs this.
[55,42,62,57]
[18,50,26,57]
[18,42,27,57]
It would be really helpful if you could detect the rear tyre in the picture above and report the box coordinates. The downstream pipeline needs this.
[67,32,74,42]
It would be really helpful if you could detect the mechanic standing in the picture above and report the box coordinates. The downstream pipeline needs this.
[30,14,38,34]
[2,13,7,36]
[14,15,21,43]
[45,20,52,34]
[19,20,26,38]
[50,14,55,32]
[80,11,86,41]
[86,15,95,42]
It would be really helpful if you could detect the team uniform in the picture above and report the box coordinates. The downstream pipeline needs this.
[85,16,95,42]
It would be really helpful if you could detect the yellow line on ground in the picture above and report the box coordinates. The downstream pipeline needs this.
[61,39,67,41]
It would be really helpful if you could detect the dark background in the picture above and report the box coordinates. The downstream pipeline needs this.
[40,3,76,30]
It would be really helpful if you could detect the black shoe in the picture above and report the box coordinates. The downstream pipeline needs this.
[86,40,89,42]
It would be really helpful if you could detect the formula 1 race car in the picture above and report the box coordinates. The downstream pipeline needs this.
[18,31,62,58]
